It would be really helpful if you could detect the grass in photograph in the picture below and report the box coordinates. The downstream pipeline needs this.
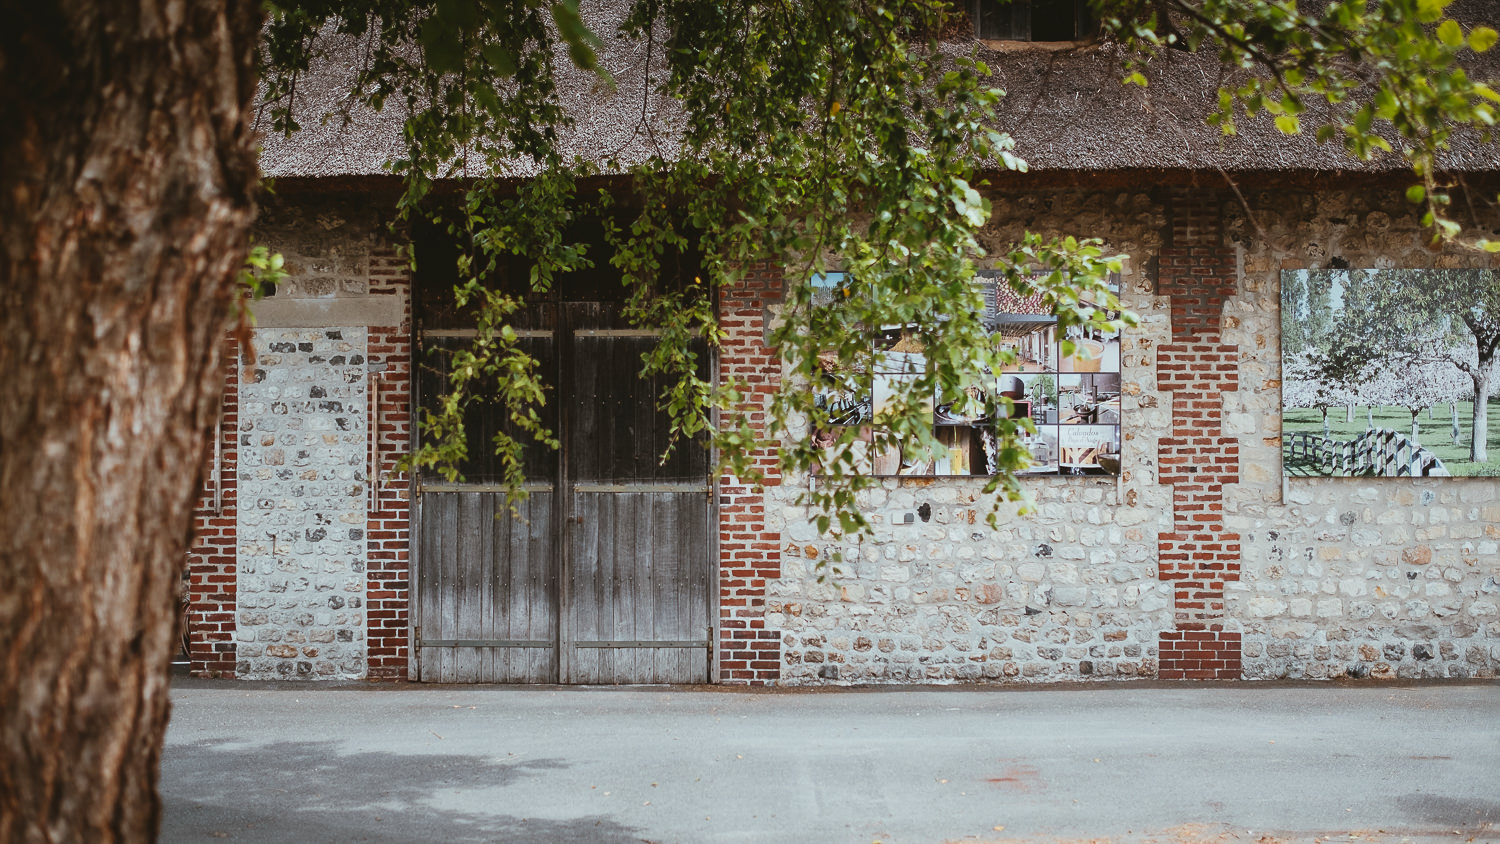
[1282,400,1500,477]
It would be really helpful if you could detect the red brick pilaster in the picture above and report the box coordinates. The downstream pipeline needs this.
[366,248,413,680]
[186,336,240,677]
[717,262,784,684]
[1156,191,1243,680]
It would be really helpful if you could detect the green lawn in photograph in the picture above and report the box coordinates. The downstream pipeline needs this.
[1282,400,1500,477]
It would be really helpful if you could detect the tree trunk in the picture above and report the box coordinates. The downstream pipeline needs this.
[1451,401,1461,445]
[1345,403,1354,424]
[1321,406,1330,440]
[1367,405,1374,429]
[0,3,262,842]
[1473,375,1491,463]
[1410,409,1420,447]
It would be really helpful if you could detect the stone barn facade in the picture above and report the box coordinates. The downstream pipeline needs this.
[184,14,1500,684]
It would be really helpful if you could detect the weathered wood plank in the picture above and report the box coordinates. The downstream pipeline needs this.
[414,489,561,682]
[506,491,555,683]
[436,495,459,681]
[566,491,602,683]
[486,493,512,682]
[499,492,522,683]
[415,494,437,682]
[530,491,557,682]
[689,489,712,681]
[415,298,712,686]
[655,492,680,683]
[453,493,483,682]
[488,494,507,681]
[613,493,639,683]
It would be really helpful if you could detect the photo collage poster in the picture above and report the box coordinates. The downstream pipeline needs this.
[811,271,1123,477]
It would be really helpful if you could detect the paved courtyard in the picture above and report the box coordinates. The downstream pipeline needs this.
[160,679,1499,843]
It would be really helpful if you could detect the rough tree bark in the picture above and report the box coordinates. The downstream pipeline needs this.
[0,2,262,841]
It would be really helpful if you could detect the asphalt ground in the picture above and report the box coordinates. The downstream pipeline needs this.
[159,679,1500,844]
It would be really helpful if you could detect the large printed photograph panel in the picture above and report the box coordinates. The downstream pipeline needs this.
[1280,268,1500,478]
[810,270,1123,478]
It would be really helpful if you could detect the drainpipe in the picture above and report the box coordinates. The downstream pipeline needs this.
[368,361,388,513]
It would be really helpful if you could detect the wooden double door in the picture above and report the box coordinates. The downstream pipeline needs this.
[412,300,714,683]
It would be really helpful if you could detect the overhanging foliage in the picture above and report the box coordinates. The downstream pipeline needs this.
[261,0,1495,542]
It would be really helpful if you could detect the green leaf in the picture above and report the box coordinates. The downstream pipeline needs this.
[552,0,599,70]
[474,85,501,116]
[419,17,462,76]
[482,44,517,77]
[1437,20,1464,47]
[1374,88,1398,119]
[1406,184,1426,203]
[1416,0,1451,23]
[568,42,598,71]
[269,0,1500,546]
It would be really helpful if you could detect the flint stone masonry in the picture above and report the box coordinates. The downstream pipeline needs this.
[189,192,412,680]
[1224,187,1500,681]
[768,484,1171,682]
[254,202,379,299]
[768,190,1174,684]
[235,327,369,679]
[767,186,1499,685]
[194,184,1497,686]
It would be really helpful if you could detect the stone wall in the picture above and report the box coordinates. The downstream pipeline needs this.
[769,483,1172,682]
[766,189,1176,683]
[1224,187,1500,680]
[256,201,378,299]
[235,327,370,679]
[186,192,413,680]
[187,182,1499,685]
[766,184,1500,685]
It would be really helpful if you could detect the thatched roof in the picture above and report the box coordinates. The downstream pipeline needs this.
[257,0,1500,180]
[257,0,676,180]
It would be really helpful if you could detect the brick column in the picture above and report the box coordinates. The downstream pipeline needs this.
[717,262,784,683]
[186,336,241,677]
[1156,191,1243,680]
[366,248,413,679]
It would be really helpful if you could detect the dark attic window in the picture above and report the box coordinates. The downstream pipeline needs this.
[972,0,1098,42]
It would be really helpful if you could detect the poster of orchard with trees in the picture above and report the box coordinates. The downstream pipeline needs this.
[1281,268,1500,478]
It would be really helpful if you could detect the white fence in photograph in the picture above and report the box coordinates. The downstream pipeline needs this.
[1283,428,1451,477]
